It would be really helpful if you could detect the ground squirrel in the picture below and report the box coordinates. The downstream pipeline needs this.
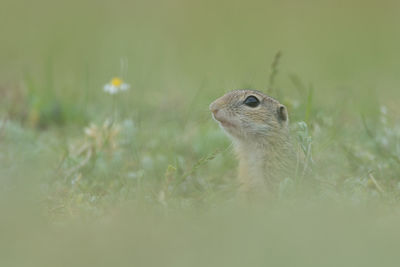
[210,89,295,194]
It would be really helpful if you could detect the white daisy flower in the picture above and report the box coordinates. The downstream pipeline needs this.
[103,77,130,95]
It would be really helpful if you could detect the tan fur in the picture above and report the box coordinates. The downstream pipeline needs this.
[209,90,295,194]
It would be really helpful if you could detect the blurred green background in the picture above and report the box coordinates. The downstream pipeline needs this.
[1,0,400,266]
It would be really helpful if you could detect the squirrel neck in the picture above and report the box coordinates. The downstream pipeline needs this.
[233,130,294,192]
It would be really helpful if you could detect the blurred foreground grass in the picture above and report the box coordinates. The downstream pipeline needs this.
[1,0,400,266]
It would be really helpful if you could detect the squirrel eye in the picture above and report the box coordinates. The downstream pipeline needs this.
[243,95,260,108]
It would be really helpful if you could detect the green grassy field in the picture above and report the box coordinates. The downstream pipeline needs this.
[1,0,400,266]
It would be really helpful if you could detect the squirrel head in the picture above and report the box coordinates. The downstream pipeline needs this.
[209,89,289,142]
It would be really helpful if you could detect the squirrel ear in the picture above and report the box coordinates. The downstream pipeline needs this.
[277,104,288,122]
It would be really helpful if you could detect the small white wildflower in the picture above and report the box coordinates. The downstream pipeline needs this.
[103,77,130,95]
[71,173,82,185]
[90,196,97,203]
[84,123,98,138]
[127,170,144,179]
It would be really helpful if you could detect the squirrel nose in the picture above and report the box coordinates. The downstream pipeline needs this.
[209,103,219,115]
